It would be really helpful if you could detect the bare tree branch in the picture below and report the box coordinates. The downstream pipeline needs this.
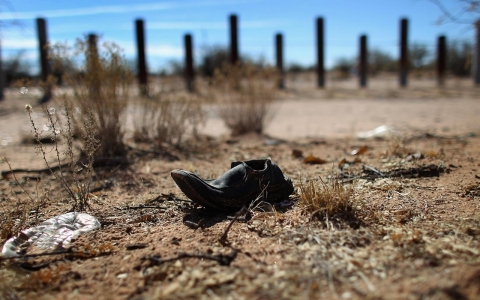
[429,0,480,25]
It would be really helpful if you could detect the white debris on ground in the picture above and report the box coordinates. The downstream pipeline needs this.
[1,212,101,258]
[357,125,396,140]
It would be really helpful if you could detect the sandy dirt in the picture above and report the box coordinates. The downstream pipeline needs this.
[0,75,480,299]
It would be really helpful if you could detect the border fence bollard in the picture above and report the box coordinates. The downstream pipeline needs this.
[0,40,4,101]
[88,34,101,101]
[276,33,284,89]
[399,18,409,88]
[184,34,195,92]
[474,19,480,86]
[229,14,239,65]
[359,34,368,88]
[135,19,148,96]
[37,18,51,103]
[437,36,446,86]
[316,17,325,88]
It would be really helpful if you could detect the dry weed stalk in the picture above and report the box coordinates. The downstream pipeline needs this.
[0,157,50,238]
[24,101,99,211]
[298,175,354,221]
[211,62,278,135]
[133,92,204,148]
[0,202,31,245]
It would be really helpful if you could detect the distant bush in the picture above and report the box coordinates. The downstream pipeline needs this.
[447,40,472,77]
[3,50,33,86]
[166,59,184,76]
[410,42,433,71]
[369,49,397,75]
[199,46,230,77]
[287,63,306,73]
[331,57,355,79]
[287,63,315,73]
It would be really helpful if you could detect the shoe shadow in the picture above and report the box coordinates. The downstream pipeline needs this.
[182,208,233,229]
[181,199,296,229]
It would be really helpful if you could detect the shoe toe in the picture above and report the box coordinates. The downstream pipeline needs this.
[171,170,212,207]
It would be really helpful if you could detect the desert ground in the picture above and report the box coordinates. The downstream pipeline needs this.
[1,74,480,299]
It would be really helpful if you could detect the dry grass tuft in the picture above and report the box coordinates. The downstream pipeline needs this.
[298,175,356,224]
[132,92,205,148]
[386,134,409,157]
[210,62,278,136]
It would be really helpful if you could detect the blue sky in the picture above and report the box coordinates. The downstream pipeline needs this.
[1,0,477,74]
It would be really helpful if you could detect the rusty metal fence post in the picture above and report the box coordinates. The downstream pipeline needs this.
[0,40,3,101]
[275,33,284,89]
[184,34,195,92]
[88,34,99,68]
[316,17,325,88]
[36,18,51,102]
[359,34,368,88]
[437,35,446,86]
[399,18,409,87]
[229,14,239,65]
[135,19,148,96]
[88,34,100,101]
[474,19,480,86]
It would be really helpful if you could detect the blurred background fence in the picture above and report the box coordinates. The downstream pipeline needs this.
[1,13,479,100]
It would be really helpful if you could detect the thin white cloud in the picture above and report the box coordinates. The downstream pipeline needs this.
[122,43,183,57]
[3,48,38,61]
[242,20,281,28]
[2,0,263,20]
[147,20,280,30]
[45,19,282,34]
[2,36,182,58]
[148,21,225,30]
[147,45,183,57]
[2,3,174,20]
[1,36,70,51]
[2,38,37,49]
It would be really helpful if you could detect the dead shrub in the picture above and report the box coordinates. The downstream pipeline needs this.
[132,92,205,148]
[298,175,355,223]
[51,36,134,158]
[211,62,278,136]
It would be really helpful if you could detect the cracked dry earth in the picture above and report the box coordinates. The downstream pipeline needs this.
[1,130,479,300]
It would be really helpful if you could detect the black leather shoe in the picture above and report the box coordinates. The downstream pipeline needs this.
[171,158,294,212]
